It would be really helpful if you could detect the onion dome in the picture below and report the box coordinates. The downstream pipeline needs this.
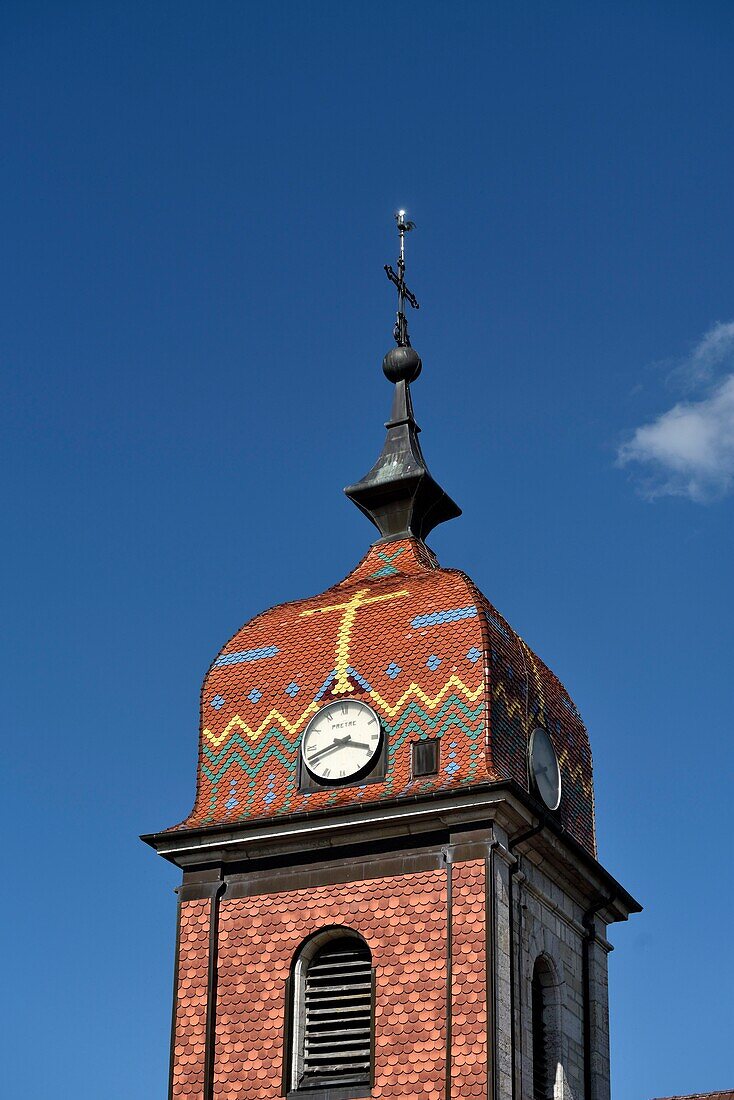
[173,536,596,856]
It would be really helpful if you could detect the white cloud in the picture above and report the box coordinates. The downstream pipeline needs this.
[618,322,734,502]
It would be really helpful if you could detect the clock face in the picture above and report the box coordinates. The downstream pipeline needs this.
[529,727,562,811]
[301,699,382,782]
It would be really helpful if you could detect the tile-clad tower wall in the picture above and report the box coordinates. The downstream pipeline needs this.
[450,860,488,1097]
[172,899,211,1099]
[214,871,449,1099]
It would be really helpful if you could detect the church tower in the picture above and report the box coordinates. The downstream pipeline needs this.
[143,214,640,1100]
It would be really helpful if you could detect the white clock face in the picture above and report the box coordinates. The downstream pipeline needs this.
[301,699,382,782]
[529,726,562,811]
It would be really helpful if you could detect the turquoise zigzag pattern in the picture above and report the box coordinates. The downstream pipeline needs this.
[201,693,485,822]
[202,697,484,784]
[384,696,484,748]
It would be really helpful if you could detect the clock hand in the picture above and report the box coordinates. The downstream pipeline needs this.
[331,732,374,753]
[308,742,342,764]
[308,736,351,764]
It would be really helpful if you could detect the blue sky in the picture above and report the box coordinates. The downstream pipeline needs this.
[2,3,733,1097]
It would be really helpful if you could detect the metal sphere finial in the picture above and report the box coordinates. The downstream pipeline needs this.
[382,345,422,384]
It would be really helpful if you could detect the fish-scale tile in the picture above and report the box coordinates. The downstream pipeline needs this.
[450,860,487,1098]
[162,536,594,857]
[171,900,210,1099]
[213,870,447,1099]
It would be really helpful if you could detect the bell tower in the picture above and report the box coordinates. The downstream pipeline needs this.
[143,214,640,1100]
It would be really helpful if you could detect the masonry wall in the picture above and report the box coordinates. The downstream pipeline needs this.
[514,854,611,1100]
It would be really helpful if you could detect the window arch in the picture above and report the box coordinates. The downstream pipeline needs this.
[288,928,374,1094]
[531,955,559,1100]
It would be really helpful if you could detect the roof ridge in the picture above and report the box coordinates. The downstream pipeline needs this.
[651,1092,734,1100]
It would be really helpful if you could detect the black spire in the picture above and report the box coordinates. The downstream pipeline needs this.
[344,213,461,543]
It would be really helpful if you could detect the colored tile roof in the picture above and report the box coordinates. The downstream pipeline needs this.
[169,536,596,855]
[652,1093,734,1100]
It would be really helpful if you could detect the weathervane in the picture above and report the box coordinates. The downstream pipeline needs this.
[385,210,419,347]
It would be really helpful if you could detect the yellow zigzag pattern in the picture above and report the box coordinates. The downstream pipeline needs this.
[492,675,591,797]
[518,645,591,795]
[204,700,320,748]
[556,743,592,795]
[203,674,483,749]
[492,680,526,726]
[521,642,547,724]
[369,674,483,717]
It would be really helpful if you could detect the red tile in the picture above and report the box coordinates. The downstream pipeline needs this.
[163,537,595,855]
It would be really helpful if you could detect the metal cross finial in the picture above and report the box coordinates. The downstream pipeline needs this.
[385,210,419,347]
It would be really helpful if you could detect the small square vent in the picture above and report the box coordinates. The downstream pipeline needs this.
[412,739,439,777]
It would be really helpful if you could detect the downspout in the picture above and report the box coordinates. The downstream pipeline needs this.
[168,891,183,1100]
[508,820,545,1100]
[582,893,614,1100]
[486,834,499,1100]
[204,881,226,1100]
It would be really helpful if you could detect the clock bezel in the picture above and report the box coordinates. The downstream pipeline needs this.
[528,725,562,811]
[300,698,385,787]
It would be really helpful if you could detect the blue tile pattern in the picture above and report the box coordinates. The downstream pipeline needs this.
[411,605,478,628]
[484,610,510,639]
[264,772,277,806]
[369,546,406,578]
[214,645,279,668]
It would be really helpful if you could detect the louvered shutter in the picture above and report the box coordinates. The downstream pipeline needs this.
[299,935,373,1087]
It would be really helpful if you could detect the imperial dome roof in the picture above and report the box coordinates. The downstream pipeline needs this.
[166,219,596,856]
[174,537,596,856]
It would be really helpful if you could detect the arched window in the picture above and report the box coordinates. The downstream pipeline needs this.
[532,955,558,1100]
[288,929,374,1093]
